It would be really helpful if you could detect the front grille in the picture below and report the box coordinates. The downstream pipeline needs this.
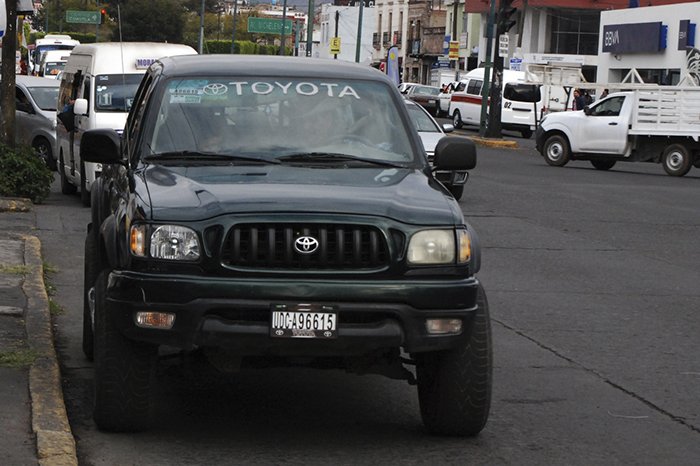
[221,223,390,270]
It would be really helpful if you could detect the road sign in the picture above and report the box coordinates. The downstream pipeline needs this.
[498,34,509,57]
[509,57,523,71]
[66,10,101,25]
[247,17,293,35]
[330,37,341,55]
[448,41,459,60]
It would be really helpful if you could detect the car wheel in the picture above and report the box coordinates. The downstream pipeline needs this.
[590,160,616,171]
[543,134,570,167]
[80,161,91,206]
[662,144,692,177]
[33,137,56,170]
[59,152,77,195]
[415,284,492,436]
[93,271,157,432]
[453,110,463,129]
[520,129,533,139]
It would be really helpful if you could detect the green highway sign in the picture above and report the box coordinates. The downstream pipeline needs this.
[66,10,101,25]
[247,17,292,35]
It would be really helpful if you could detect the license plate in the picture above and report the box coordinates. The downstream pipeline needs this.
[270,304,338,338]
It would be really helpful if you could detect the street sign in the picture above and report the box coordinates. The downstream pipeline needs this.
[330,37,341,55]
[509,57,523,71]
[66,10,101,25]
[247,17,293,35]
[448,41,459,60]
[498,34,509,57]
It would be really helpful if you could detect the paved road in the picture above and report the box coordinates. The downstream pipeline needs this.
[36,137,700,465]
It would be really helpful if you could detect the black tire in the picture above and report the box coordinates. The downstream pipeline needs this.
[591,160,616,171]
[452,110,463,129]
[59,152,77,195]
[80,161,91,206]
[662,144,692,177]
[520,129,533,139]
[543,134,570,167]
[415,284,492,436]
[93,271,157,432]
[82,228,99,361]
[448,185,464,201]
[33,137,56,170]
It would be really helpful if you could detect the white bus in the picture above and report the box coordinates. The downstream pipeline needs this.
[30,34,80,76]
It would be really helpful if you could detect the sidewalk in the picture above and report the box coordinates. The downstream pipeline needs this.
[0,198,77,466]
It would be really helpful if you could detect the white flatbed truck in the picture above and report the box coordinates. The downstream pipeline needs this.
[536,86,700,176]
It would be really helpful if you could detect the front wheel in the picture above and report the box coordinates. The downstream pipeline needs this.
[452,110,463,129]
[591,160,616,171]
[662,144,692,177]
[93,271,157,432]
[415,284,492,436]
[543,134,570,167]
[33,137,56,170]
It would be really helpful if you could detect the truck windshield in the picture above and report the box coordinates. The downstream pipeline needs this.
[146,77,416,164]
[95,74,143,112]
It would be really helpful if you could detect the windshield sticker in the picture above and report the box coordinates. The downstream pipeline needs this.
[227,81,361,99]
[170,94,202,104]
[203,83,228,96]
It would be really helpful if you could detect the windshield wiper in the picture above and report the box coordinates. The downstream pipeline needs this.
[143,151,280,164]
[277,152,404,168]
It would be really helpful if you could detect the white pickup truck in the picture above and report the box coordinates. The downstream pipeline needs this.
[536,87,700,176]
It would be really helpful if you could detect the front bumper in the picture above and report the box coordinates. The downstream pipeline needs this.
[105,271,480,355]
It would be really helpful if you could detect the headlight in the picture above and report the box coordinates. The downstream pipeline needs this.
[407,229,471,265]
[130,225,200,261]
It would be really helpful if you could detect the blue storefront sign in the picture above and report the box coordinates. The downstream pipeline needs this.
[679,20,696,50]
[602,22,667,53]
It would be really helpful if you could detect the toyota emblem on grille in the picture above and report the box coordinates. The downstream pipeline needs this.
[294,236,319,254]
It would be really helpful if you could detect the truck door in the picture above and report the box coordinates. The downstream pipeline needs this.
[578,96,628,154]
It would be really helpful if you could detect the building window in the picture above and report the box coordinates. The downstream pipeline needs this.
[549,9,599,55]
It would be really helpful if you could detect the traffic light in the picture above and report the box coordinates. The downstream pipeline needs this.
[497,0,517,35]
[100,8,107,24]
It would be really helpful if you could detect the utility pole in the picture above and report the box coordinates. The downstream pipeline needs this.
[485,0,517,138]
[478,0,496,137]
[306,0,314,56]
[334,10,339,59]
[355,0,364,63]
[198,0,205,54]
[231,0,239,53]
[452,0,459,81]
[280,0,289,55]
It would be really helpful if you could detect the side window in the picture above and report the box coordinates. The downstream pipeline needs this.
[57,72,75,111]
[591,96,624,117]
[16,88,31,113]
[455,82,466,92]
[467,80,483,96]
[82,77,91,114]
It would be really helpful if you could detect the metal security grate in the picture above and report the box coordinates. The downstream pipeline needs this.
[221,223,390,270]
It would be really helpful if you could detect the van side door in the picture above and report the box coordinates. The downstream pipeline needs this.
[74,76,91,167]
[577,96,629,154]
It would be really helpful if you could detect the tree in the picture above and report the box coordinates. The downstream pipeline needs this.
[112,0,186,43]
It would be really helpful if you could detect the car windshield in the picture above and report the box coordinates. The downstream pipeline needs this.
[44,62,65,76]
[95,74,143,112]
[146,77,415,164]
[407,105,441,133]
[414,86,440,96]
[26,86,60,111]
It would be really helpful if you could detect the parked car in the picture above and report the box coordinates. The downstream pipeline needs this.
[404,84,442,116]
[398,81,419,94]
[15,75,61,170]
[404,99,467,200]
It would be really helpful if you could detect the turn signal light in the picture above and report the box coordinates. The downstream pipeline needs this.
[135,311,175,329]
[426,318,462,335]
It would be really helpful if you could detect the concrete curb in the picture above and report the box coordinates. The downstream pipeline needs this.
[467,136,519,149]
[22,235,78,466]
[0,197,32,213]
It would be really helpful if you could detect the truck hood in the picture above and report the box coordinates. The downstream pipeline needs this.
[140,164,460,225]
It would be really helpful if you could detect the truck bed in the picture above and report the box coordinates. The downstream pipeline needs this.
[630,87,700,139]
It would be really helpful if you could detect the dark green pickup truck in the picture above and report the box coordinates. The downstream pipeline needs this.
[81,55,491,436]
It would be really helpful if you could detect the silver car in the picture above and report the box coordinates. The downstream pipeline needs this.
[15,75,61,170]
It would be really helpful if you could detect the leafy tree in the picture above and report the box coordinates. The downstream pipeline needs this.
[112,0,186,43]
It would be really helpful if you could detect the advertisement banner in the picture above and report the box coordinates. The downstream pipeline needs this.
[386,45,400,86]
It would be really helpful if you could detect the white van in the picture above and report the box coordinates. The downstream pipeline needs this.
[448,68,543,138]
[39,50,71,79]
[56,42,197,205]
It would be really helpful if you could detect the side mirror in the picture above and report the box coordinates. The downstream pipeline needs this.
[81,128,122,165]
[583,106,592,116]
[433,136,476,171]
[442,123,454,133]
[74,98,88,116]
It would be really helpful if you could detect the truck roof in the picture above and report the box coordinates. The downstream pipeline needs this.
[156,55,393,83]
[66,42,197,75]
